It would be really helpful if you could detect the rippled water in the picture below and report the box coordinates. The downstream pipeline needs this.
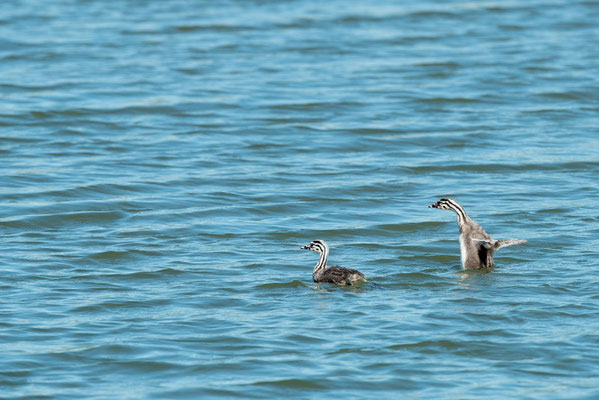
[2,1,599,398]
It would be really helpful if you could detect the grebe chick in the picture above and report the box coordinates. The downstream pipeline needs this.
[429,198,526,270]
[300,240,365,285]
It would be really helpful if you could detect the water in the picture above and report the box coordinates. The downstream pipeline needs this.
[2,0,599,398]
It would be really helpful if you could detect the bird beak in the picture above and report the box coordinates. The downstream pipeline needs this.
[300,245,310,250]
[428,202,439,208]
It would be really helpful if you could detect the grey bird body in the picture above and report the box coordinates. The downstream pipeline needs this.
[300,240,365,285]
[429,198,526,270]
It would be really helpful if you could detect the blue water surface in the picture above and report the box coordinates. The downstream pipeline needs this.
[1,1,599,399]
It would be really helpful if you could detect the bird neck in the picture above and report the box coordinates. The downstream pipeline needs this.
[313,248,329,276]
[447,200,469,231]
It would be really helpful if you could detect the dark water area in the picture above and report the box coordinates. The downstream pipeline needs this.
[1,1,599,398]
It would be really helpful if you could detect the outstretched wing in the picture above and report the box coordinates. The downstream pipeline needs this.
[493,239,526,250]
[474,238,526,251]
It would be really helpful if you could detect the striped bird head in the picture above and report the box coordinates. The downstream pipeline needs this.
[428,198,457,210]
[300,240,328,253]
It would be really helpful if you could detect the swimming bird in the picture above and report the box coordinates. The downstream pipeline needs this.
[300,240,365,285]
[429,198,526,270]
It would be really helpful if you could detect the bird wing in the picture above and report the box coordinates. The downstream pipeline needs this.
[473,239,494,249]
[322,266,364,285]
[493,239,526,250]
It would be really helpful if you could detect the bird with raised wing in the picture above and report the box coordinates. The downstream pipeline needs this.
[429,198,526,270]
